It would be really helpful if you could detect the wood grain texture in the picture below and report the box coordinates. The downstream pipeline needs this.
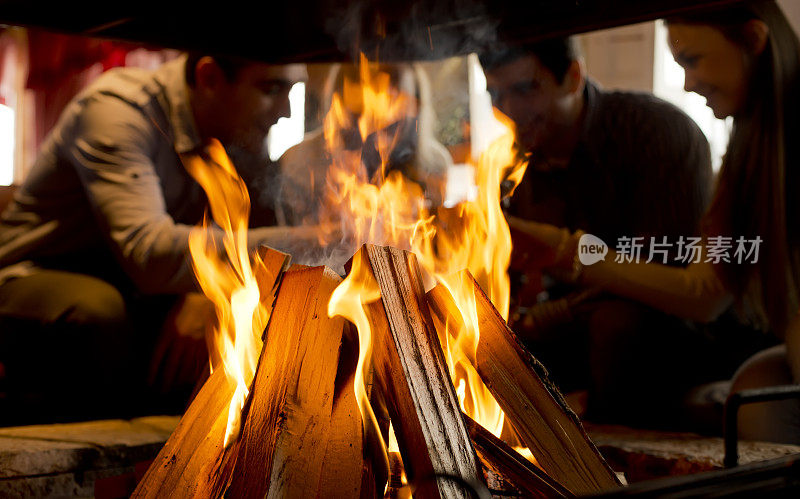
[132,369,235,498]
[362,244,483,499]
[255,246,292,307]
[317,324,364,499]
[364,373,391,498]
[464,414,573,498]
[224,266,345,499]
[427,270,621,495]
[133,247,290,499]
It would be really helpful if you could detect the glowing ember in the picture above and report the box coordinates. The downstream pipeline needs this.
[514,446,539,467]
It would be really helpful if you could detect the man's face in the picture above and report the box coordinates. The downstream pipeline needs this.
[213,63,307,154]
[485,55,574,155]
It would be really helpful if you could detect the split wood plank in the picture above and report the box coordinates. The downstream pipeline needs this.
[317,323,364,499]
[132,247,290,498]
[361,244,483,499]
[133,369,234,498]
[255,246,293,309]
[365,374,391,498]
[223,266,345,498]
[464,414,573,498]
[427,270,621,495]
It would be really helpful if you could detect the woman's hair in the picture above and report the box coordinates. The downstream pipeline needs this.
[667,0,800,336]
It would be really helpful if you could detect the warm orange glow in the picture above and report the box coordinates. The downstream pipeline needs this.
[322,55,529,452]
[514,446,539,467]
[182,54,533,466]
[323,56,419,463]
[183,139,271,448]
[414,110,526,438]
[326,249,384,453]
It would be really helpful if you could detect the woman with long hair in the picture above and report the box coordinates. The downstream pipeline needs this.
[510,0,800,443]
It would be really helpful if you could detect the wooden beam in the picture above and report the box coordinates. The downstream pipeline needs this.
[427,271,621,495]
[254,246,292,310]
[464,414,573,498]
[317,324,365,498]
[361,244,484,498]
[223,266,345,498]
[133,247,290,498]
[133,368,234,498]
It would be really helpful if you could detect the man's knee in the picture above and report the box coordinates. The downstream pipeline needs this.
[0,270,129,327]
[61,281,128,326]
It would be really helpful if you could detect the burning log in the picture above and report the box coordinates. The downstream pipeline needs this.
[134,368,235,498]
[359,244,484,498]
[427,271,621,495]
[464,414,573,499]
[317,324,368,498]
[253,246,293,315]
[132,247,290,499]
[357,366,393,498]
[223,265,346,498]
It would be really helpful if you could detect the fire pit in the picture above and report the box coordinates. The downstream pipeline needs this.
[1,1,799,497]
[124,54,619,497]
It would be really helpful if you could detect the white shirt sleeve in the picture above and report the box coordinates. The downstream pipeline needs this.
[65,94,316,294]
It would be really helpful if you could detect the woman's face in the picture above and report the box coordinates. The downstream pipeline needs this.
[668,23,752,119]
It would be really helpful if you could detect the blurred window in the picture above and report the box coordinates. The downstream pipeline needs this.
[268,82,306,161]
[0,104,13,186]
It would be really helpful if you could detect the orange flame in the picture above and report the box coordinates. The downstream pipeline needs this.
[324,56,420,464]
[183,139,270,448]
[326,249,384,450]
[185,53,531,462]
[415,109,525,437]
[322,55,528,448]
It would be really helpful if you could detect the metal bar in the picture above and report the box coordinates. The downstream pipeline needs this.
[723,384,800,468]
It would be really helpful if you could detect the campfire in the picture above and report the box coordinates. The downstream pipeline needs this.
[132,55,621,498]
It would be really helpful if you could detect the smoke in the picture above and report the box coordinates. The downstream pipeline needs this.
[324,0,500,62]
[245,0,505,273]
[222,146,357,274]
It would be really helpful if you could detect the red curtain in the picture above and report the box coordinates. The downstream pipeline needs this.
[26,30,179,150]
[27,30,177,152]
[0,28,179,182]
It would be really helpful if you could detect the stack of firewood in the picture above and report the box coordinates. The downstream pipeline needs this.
[133,244,622,498]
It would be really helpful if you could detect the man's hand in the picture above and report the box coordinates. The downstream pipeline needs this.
[506,215,570,268]
[507,215,585,283]
[251,223,344,254]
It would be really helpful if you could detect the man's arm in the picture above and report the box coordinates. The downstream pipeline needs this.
[507,216,735,323]
[65,94,202,293]
[65,94,318,294]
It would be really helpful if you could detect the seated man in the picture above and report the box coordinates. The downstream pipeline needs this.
[0,53,317,422]
[481,37,734,427]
